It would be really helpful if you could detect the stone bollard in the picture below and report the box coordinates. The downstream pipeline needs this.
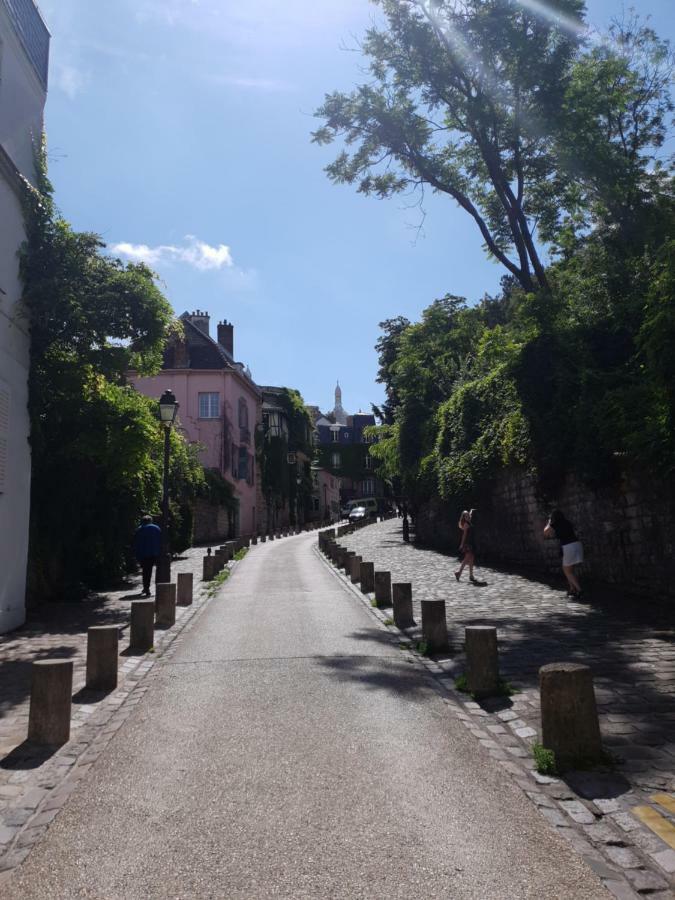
[343,551,356,574]
[130,600,155,650]
[226,541,238,560]
[203,555,217,581]
[421,599,449,652]
[465,626,499,698]
[28,660,73,746]
[392,583,414,629]
[86,625,119,691]
[335,547,346,568]
[177,572,193,607]
[539,663,603,770]
[360,562,375,594]
[252,535,258,546]
[213,549,225,571]
[156,582,177,627]
[269,533,275,541]
[261,534,267,542]
[350,555,362,584]
[374,571,392,607]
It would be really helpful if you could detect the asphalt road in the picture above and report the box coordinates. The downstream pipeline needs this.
[9,534,608,899]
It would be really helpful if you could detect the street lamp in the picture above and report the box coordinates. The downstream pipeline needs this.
[157,389,179,583]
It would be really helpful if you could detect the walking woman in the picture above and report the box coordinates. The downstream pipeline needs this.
[544,509,584,599]
[455,509,478,584]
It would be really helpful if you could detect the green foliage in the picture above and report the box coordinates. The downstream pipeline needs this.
[21,139,205,600]
[206,567,231,596]
[532,744,558,777]
[234,547,248,561]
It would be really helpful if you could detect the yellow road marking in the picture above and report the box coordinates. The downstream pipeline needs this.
[633,805,675,849]
[652,794,675,816]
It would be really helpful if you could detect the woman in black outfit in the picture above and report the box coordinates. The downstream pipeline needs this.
[455,509,478,584]
[544,509,584,599]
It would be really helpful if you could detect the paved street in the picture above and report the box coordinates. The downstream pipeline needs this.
[7,533,606,899]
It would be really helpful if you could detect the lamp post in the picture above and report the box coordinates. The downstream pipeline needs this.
[157,389,179,583]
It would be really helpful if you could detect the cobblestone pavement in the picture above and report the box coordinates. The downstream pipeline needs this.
[336,519,675,898]
[0,546,214,879]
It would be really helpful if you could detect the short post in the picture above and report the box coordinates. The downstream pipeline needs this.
[360,561,375,594]
[252,535,258,545]
[374,571,392,607]
[343,551,356,574]
[421,599,449,652]
[261,534,267,542]
[269,533,275,541]
[27,660,73,746]
[203,555,217,581]
[350,555,362,584]
[465,626,499,698]
[177,572,193,607]
[86,625,119,691]
[392,583,414,628]
[130,600,155,650]
[156,582,177,627]
[539,663,602,770]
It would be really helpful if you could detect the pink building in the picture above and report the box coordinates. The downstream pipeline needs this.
[316,469,341,523]
[131,311,262,538]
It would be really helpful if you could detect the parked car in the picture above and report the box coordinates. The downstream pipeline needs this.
[343,498,379,519]
[348,506,370,523]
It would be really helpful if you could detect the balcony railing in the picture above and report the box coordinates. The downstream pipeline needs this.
[4,0,50,89]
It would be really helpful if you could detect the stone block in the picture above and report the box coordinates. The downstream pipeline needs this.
[86,625,119,692]
[177,572,193,606]
[539,663,602,770]
[392,583,414,628]
[374,571,392,607]
[465,626,499,698]
[130,600,155,650]
[421,599,449,652]
[156,582,177,628]
[28,660,73,746]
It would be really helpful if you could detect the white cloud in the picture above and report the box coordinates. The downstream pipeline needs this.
[111,235,234,271]
[56,64,87,99]
[210,75,296,93]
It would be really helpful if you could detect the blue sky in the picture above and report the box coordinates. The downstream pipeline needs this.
[39,0,674,415]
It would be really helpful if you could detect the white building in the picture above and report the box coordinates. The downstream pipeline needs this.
[0,0,49,632]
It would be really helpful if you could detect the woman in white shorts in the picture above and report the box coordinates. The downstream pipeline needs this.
[544,509,584,599]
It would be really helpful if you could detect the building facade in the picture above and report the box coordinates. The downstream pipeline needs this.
[131,311,261,539]
[312,384,384,509]
[0,0,49,633]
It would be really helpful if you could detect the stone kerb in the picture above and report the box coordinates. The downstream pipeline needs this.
[177,572,193,607]
[539,663,603,770]
[421,599,449,652]
[156,582,177,628]
[350,555,362,584]
[28,659,73,746]
[392,583,414,629]
[360,562,375,594]
[465,626,499,698]
[374,571,392,607]
[86,625,119,692]
[130,600,155,650]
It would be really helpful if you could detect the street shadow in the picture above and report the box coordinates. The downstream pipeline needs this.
[72,686,114,705]
[318,653,434,700]
[565,770,632,800]
[121,592,147,601]
[0,740,60,770]
[0,648,77,716]
[120,646,149,657]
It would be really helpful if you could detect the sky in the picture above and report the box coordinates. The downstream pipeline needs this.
[38,0,674,415]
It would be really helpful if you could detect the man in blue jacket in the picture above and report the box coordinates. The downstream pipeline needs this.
[133,515,162,597]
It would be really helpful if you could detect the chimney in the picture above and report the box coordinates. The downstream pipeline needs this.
[187,309,210,336]
[217,320,234,357]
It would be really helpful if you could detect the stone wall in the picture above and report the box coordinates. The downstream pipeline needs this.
[193,498,231,545]
[414,468,675,602]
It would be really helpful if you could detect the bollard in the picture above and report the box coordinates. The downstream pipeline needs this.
[374,571,392,607]
[177,572,193,607]
[130,600,155,650]
[86,625,119,691]
[156,582,177,627]
[350,555,362,584]
[421,599,449,652]
[226,541,238,560]
[539,663,602,770]
[360,561,375,594]
[214,549,226,571]
[203,555,217,581]
[28,660,73,746]
[252,535,258,546]
[343,551,356,574]
[465,626,499,698]
[392,583,414,629]
[335,547,345,568]
[261,534,267,542]
[269,533,275,541]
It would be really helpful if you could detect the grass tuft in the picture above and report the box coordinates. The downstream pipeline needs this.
[533,743,558,776]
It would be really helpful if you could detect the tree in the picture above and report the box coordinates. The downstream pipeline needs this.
[20,140,205,601]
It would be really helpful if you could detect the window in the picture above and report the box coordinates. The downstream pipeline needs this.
[331,429,339,442]
[238,446,249,481]
[331,452,341,468]
[199,392,220,418]
[247,453,255,486]
[238,397,249,428]
[344,432,350,440]
[231,443,239,479]
[362,478,375,496]
[364,454,373,470]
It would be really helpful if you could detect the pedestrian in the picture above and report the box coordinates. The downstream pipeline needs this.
[544,509,584,599]
[133,515,162,597]
[454,509,478,584]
